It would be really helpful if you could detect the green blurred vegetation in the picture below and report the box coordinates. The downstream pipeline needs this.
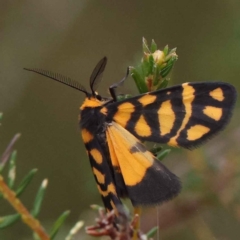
[1,0,240,239]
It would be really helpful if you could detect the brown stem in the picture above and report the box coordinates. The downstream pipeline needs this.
[0,175,50,240]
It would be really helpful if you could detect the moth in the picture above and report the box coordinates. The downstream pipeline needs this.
[24,57,237,213]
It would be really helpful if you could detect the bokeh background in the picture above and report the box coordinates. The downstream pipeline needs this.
[1,1,240,239]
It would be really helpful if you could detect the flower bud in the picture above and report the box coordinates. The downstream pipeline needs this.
[152,50,165,66]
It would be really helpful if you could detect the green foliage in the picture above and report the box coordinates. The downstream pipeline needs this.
[0,114,83,239]
[16,169,38,197]
[156,149,172,161]
[49,211,70,239]
[146,226,159,238]
[0,214,20,229]
[130,37,178,94]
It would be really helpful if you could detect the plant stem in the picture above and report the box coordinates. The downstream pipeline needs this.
[0,175,50,240]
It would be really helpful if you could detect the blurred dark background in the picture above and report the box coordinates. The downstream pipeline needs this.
[0,1,240,239]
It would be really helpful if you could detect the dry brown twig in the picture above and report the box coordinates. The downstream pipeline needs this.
[86,207,149,240]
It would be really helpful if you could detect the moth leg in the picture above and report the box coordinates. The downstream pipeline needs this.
[109,67,129,101]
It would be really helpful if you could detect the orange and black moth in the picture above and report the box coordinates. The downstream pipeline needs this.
[24,57,237,213]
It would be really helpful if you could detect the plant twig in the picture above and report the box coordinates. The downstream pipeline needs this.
[0,175,50,240]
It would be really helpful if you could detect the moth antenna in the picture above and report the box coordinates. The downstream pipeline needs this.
[24,68,88,94]
[90,57,107,95]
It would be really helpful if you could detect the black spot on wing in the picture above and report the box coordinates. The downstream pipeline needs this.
[130,142,147,153]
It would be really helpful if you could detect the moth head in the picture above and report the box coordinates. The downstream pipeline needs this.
[23,57,108,101]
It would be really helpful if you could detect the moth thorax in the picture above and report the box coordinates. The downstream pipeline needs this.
[80,97,103,110]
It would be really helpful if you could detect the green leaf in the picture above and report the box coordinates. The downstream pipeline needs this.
[8,150,17,189]
[146,226,158,238]
[16,169,38,197]
[0,214,20,228]
[141,58,150,76]
[161,60,175,78]
[148,55,155,76]
[157,78,169,90]
[31,179,48,217]
[130,67,148,94]
[142,37,151,53]
[50,211,70,240]
[153,65,162,86]
[156,149,171,161]
[163,45,169,56]
[117,94,132,101]
[150,145,163,155]
[65,221,84,240]
[150,39,157,53]
[168,47,177,56]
